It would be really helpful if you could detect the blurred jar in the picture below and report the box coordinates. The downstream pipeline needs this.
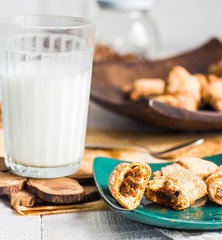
[95,0,160,61]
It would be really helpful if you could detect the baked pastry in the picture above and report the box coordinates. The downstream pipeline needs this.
[109,162,151,209]
[120,62,222,112]
[152,95,179,107]
[152,163,185,178]
[176,157,218,180]
[206,166,222,205]
[153,158,218,180]
[165,66,201,111]
[122,78,165,100]
[195,73,208,89]
[145,167,207,210]
[208,74,222,83]
[202,81,222,112]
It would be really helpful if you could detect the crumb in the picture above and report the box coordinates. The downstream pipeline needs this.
[160,208,168,213]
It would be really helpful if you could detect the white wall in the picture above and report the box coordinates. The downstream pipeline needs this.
[0,0,40,16]
[0,0,221,57]
[40,0,97,19]
[152,0,222,56]
[40,0,222,57]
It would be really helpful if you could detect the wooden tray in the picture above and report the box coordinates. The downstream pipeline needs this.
[91,39,222,131]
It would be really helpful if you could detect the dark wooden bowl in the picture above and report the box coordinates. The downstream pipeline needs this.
[91,39,222,131]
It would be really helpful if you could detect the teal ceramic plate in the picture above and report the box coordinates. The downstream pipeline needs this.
[93,154,222,230]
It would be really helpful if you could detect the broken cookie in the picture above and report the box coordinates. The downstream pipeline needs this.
[165,66,202,111]
[109,162,151,210]
[206,166,222,205]
[176,157,218,180]
[145,167,207,210]
[202,80,222,112]
[152,95,179,107]
[122,78,165,100]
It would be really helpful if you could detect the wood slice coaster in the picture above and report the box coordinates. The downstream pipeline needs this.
[70,162,92,178]
[69,161,94,185]
[0,158,7,172]
[0,172,26,195]
[8,190,35,207]
[84,186,100,202]
[71,176,95,186]
[35,197,44,204]
[26,178,85,204]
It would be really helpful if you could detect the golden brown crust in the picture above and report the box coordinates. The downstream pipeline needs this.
[166,169,207,204]
[122,78,165,100]
[207,74,222,83]
[120,63,222,112]
[152,95,179,107]
[195,73,208,90]
[145,177,190,210]
[145,167,207,210]
[205,166,222,205]
[153,158,218,181]
[175,94,199,111]
[176,157,218,180]
[202,81,222,112]
[195,74,211,107]
[206,166,222,185]
[165,66,201,111]
[153,163,185,178]
[108,162,151,209]
[152,170,162,178]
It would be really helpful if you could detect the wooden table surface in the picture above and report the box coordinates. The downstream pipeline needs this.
[1,102,222,240]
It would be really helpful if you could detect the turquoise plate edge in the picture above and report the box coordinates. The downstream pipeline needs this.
[93,153,222,230]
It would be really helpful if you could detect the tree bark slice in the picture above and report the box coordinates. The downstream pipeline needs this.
[8,190,35,207]
[71,177,95,186]
[0,158,7,171]
[0,172,26,195]
[69,162,93,179]
[84,186,100,202]
[26,178,85,204]
[69,162,94,185]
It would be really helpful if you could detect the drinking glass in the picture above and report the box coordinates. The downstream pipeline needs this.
[0,16,95,178]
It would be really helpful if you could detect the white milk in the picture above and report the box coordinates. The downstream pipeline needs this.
[1,54,91,167]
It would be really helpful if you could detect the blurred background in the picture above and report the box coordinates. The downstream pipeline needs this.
[2,0,222,129]
[2,0,222,57]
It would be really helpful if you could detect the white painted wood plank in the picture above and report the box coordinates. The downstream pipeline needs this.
[41,210,165,240]
[41,209,222,240]
[0,196,41,240]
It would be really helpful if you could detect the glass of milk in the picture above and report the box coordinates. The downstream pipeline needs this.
[0,16,95,178]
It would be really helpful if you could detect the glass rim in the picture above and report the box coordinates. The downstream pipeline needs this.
[0,15,95,30]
